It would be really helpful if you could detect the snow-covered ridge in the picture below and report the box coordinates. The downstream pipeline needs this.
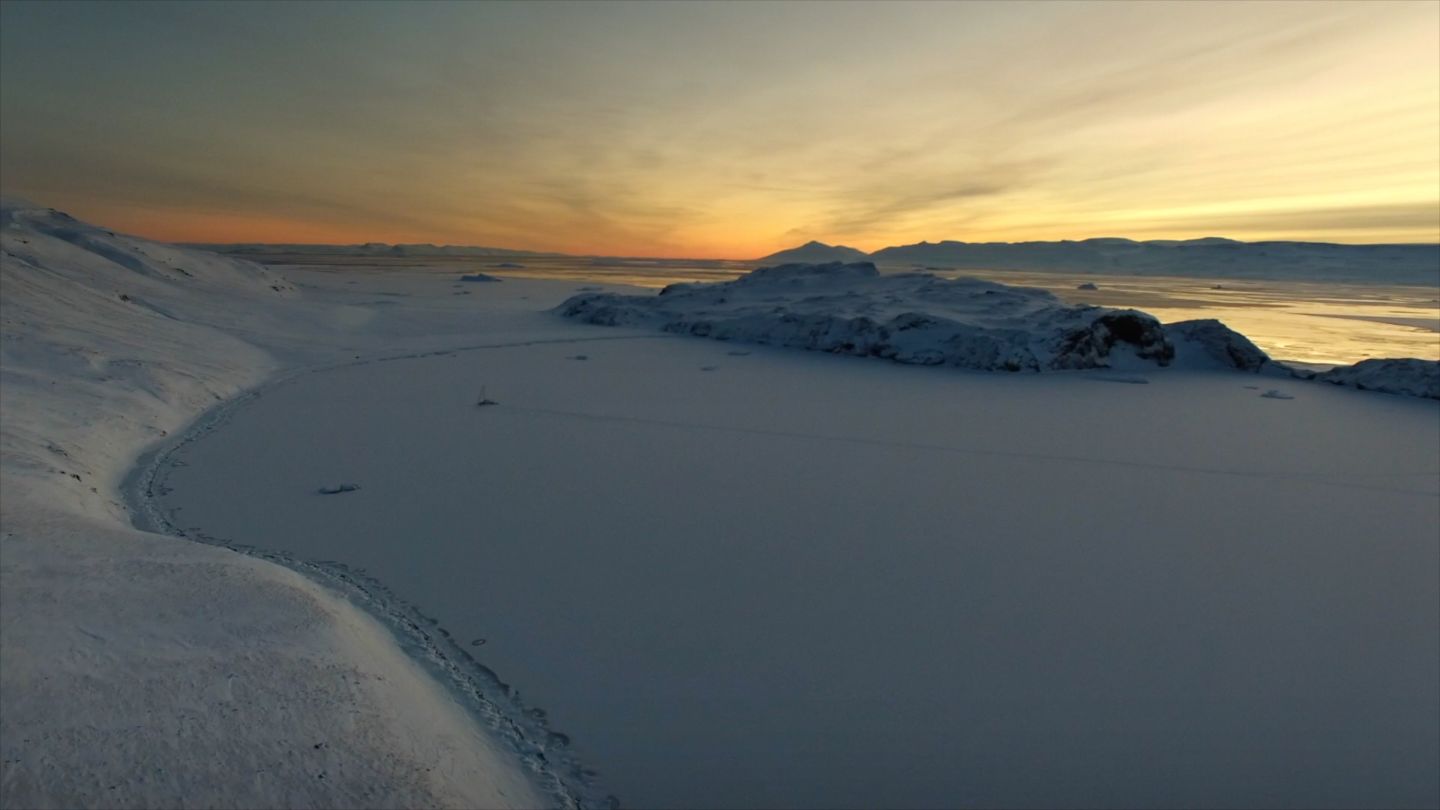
[0,199,585,808]
[1305,358,1440,400]
[557,261,1271,373]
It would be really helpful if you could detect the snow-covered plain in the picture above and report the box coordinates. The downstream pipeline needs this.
[5,200,1439,808]
[151,330,1440,810]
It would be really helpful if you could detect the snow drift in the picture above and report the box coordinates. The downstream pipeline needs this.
[555,261,1276,373]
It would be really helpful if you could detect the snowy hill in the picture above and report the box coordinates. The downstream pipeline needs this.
[1,199,297,505]
[757,240,870,264]
[0,199,575,808]
[557,261,1275,373]
[869,238,1440,285]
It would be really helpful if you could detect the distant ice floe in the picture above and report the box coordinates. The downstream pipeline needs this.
[557,261,1267,374]
[459,273,501,283]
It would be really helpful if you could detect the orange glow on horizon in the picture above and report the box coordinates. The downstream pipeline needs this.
[3,1,1436,260]
[84,204,1439,261]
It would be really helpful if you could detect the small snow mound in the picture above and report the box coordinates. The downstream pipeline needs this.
[1076,282,1099,291]
[1166,319,1270,371]
[1260,389,1295,400]
[1311,358,1440,399]
[459,273,500,283]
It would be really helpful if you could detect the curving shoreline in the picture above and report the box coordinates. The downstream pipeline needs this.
[119,338,662,810]
[1,199,638,809]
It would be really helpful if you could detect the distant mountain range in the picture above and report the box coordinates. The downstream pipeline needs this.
[760,238,1440,285]
[188,235,1437,285]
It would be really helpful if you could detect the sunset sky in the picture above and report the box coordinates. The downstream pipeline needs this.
[2,0,1437,258]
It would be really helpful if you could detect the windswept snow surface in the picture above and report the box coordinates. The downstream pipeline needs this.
[154,330,1440,809]
[0,200,605,809]
[143,259,1438,807]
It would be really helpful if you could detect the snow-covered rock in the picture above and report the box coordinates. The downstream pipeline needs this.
[1309,358,1440,399]
[1166,318,1271,371]
[558,262,1190,372]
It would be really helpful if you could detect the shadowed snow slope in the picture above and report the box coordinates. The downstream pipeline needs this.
[0,200,572,808]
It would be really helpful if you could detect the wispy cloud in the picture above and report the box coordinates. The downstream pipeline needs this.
[2,0,1435,254]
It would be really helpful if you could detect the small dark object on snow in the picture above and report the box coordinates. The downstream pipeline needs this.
[476,385,498,407]
[317,484,360,495]
[471,638,487,647]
